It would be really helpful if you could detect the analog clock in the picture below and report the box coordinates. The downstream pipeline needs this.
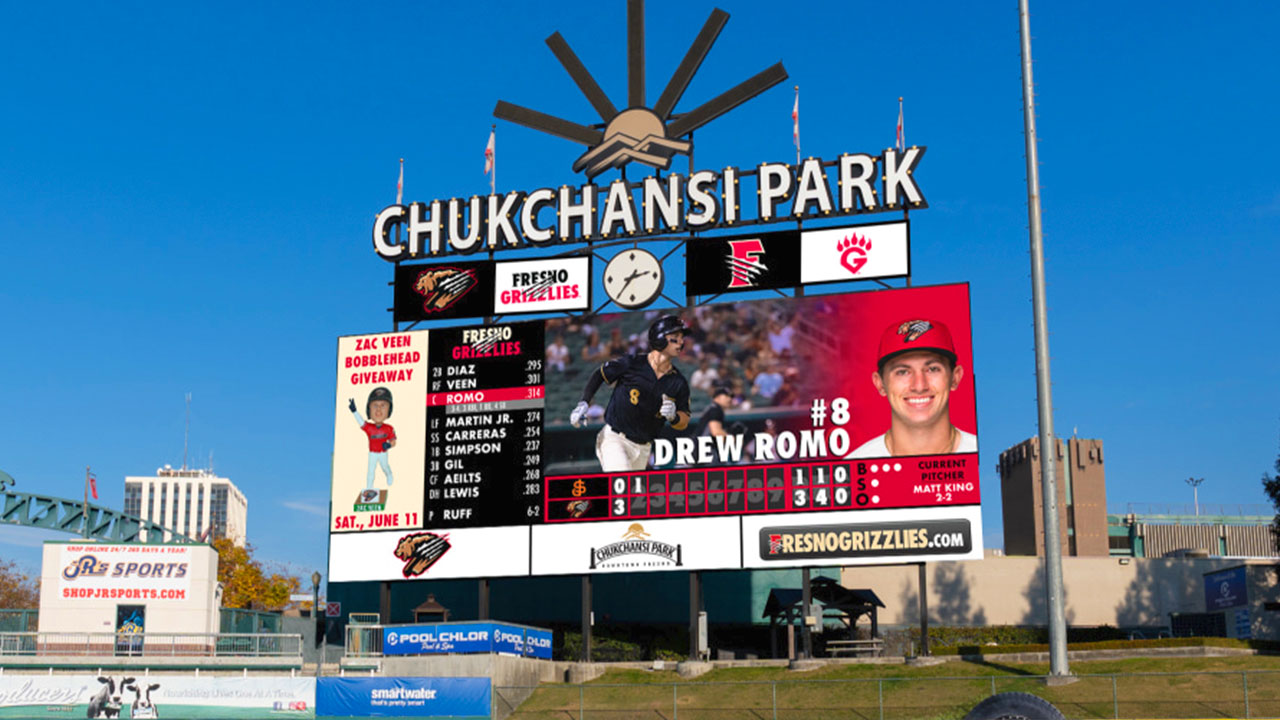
[603,248,664,309]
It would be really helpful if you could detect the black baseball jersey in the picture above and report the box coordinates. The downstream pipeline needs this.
[601,353,691,444]
[696,403,725,436]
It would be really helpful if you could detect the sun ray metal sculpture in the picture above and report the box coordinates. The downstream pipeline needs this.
[494,0,787,178]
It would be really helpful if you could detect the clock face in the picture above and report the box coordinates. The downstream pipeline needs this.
[603,248,664,309]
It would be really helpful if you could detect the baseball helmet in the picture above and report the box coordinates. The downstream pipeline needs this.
[876,319,957,370]
[366,386,394,417]
[648,315,688,351]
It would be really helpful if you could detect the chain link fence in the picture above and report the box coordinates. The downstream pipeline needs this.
[497,670,1280,720]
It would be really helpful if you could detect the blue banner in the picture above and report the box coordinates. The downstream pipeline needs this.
[317,677,489,718]
[523,628,552,659]
[491,625,524,656]
[383,623,494,656]
[382,623,552,659]
[1204,566,1248,611]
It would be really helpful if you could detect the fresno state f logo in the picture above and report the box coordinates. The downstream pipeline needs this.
[726,239,767,288]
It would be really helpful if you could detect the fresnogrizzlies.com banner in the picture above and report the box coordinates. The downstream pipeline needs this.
[329,283,980,579]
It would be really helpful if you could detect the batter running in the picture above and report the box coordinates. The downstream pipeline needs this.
[570,315,692,472]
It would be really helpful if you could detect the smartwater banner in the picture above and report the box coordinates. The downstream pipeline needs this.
[0,675,314,718]
[382,623,551,659]
[317,678,489,718]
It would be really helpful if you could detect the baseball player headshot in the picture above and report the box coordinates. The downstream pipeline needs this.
[848,318,977,459]
[570,314,692,472]
[349,386,396,489]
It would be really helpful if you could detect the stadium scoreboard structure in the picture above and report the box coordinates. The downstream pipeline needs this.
[329,3,983,583]
[330,283,983,581]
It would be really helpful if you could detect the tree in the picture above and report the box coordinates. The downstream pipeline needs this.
[211,538,300,611]
[1263,437,1280,553]
[0,559,40,608]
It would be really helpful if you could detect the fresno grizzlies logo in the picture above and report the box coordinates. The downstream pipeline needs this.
[897,319,933,343]
[413,267,477,312]
[394,531,452,578]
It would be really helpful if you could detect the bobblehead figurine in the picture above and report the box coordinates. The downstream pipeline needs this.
[349,386,397,489]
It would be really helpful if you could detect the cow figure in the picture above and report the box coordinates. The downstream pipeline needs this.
[87,676,134,719]
[125,681,161,719]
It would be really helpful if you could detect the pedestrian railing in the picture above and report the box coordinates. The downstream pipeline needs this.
[496,670,1280,720]
[0,632,302,659]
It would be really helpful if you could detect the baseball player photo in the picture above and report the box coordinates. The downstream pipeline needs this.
[349,386,396,489]
[848,318,977,458]
[570,315,692,472]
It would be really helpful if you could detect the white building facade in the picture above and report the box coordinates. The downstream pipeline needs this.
[124,467,248,546]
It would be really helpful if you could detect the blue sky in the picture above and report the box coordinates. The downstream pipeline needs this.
[2,1,1277,579]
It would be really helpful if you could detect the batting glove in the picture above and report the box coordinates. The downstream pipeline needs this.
[348,399,357,412]
[659,395,678,422]
[569,401,589,427]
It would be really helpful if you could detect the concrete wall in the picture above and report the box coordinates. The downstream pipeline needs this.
[38,541,220,635]
[842,555,1270,630]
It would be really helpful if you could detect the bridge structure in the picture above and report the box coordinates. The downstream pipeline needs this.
[0,469,196,544]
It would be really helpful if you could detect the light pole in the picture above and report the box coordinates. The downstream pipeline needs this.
[1186,477,1205,516]
[311,570,323,677]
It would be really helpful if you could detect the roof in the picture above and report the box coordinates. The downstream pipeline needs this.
[762,578,884,619]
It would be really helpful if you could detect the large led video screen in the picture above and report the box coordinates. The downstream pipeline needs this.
[329,283,981,581]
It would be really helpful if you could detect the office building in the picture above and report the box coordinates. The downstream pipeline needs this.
[124,466,248,546]
[997,436,1109,556]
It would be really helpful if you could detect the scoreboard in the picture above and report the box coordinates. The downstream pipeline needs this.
[328,282,984,582]
[544,456,981,523]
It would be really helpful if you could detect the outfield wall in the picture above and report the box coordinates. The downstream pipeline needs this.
[844,555,1279,637]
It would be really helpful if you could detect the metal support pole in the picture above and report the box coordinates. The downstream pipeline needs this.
[1244,672,1251,719]
[580,575,592,662]
[579,683,584,720]
[478,579,490,620]
[313,581,321,678]
[991,675,997,697]
[772,681,777,720]
[918,563,929,656]
[877,678,884,720]
[1112,675,1118,719]
[379,581,391,625]
[82,467,90,538]
[1019,0,1069,677]
[800,568,812,659]
[673,684,678,720]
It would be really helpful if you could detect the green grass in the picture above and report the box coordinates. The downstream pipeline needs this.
[500,655,1280,720]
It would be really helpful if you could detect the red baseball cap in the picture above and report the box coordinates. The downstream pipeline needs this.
[877,319,957,369]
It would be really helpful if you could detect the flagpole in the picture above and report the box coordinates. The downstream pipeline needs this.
[792,86,800,165]
[82,466,90,538]
[491,124,496,194]
[901,95,911,285]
